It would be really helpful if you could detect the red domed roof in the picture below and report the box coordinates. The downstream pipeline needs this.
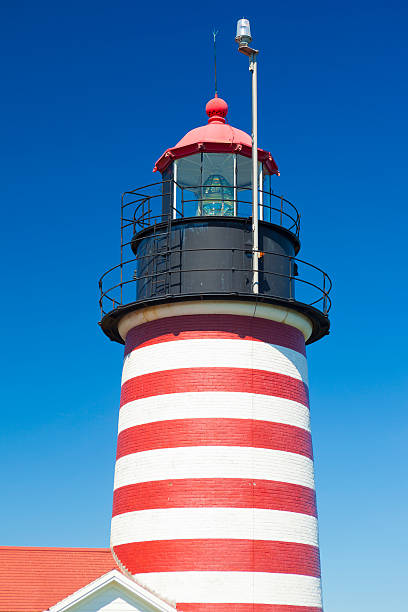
[154,96,279,176]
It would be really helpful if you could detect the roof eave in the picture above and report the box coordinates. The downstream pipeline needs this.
[154,142,279,175]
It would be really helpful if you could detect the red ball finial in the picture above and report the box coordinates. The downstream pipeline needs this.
[206,95,228,124]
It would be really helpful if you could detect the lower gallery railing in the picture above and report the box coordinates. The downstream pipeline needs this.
[99,247,332,319]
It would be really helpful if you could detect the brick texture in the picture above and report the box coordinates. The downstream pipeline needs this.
[111,312,322,609]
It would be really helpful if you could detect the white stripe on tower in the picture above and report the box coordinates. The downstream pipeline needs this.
[121,338,308,384]
[111,508,318,545]
[118,393,311,433]
[113,447,315,490]
[133,573,323,607]
[111,309,323,611]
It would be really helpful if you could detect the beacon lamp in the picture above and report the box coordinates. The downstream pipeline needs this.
[235,18,260,294]
[235,18,252,46]
[201,174,234,217]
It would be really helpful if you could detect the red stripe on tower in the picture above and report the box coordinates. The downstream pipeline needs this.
[112,479,317,517]
[120,368,309,407]
[116,419,313,459]
[113,539,321,575]
[124,314,307,356]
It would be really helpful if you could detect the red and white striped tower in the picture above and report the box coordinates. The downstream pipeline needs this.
[100,93,331,611]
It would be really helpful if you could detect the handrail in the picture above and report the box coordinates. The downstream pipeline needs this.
[98,246,332,318]
[98,180,331,333]
[120,179,301,236]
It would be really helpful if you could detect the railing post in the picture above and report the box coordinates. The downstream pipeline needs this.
[289,256,292,300]
[172,162,178,219]
[99,280,103,317]
[200,152,203,216]
[233,154,237,216]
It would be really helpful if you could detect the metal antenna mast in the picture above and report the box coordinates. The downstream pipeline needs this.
[213,29,219,96]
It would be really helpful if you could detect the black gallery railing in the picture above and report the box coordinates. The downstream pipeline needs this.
[99,247,332,318]
[122,180,301,236]
[99,180,331,323]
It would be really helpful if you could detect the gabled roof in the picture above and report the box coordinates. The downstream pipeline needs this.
[0,546,116,612]
[47,569,176,612]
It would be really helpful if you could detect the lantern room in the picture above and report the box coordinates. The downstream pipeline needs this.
[154,96,279,219]
[98,96,331,346]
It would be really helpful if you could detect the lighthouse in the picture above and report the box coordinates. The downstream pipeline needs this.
[99,38,331,611]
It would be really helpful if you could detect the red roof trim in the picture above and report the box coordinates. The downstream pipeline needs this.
[154,142,279,176]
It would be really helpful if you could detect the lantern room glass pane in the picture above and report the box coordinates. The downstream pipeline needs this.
[236,155,252,189]
[177,153,235,217]
[235,157,263,217]
[201,153,234,216]
[202,153,234,186]
[164,155,268,220]
[176,154,202,188]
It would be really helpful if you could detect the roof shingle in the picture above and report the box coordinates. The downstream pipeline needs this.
[0,546,117,611]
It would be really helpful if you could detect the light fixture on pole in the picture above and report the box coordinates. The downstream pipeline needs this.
[235,18,259,294]
[235,18,252,46]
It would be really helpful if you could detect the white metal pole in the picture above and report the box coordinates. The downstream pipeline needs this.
[250,53,259,293]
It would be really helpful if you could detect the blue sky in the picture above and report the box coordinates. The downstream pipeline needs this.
[1,1,407,610]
